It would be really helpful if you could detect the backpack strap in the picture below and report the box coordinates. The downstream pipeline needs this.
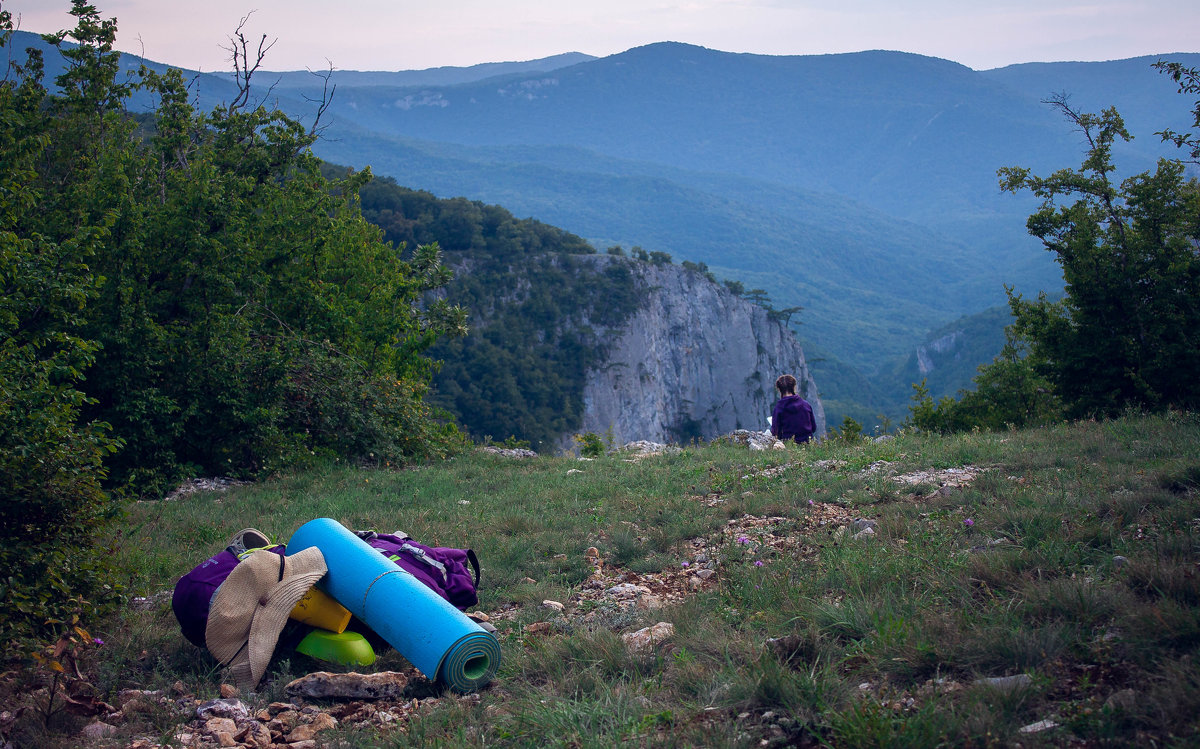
[466,549,481,588]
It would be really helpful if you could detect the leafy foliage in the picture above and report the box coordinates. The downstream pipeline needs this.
[912,68,1200,431]
[0,2,123,649]
[1,1,464,645]
[998,92,1200,418]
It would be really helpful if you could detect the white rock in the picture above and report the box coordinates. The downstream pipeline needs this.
[622,622,674,653]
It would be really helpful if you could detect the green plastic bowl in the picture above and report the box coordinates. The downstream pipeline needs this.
[295,629,377,667]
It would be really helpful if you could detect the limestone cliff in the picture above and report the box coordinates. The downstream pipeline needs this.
[576,257,825,445]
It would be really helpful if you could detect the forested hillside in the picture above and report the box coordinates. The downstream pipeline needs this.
[346,170,644,449]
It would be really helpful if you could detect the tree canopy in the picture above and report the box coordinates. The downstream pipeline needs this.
[0,1,464,644]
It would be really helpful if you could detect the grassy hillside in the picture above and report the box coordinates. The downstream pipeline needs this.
[7,413,1199,747]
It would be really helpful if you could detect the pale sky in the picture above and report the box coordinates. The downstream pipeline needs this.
[7,0,1198,73]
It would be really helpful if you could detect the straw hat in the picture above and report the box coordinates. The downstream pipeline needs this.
[205,547,328,687]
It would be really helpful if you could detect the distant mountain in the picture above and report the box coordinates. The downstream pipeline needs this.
[12,29,1197,424]
[253,53,596,89]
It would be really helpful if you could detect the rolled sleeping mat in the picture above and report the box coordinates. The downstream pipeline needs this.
[288,517,500,692]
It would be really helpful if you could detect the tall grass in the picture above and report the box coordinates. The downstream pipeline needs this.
[5,412,1199,747]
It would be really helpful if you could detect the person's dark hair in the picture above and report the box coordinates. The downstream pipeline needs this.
[775,374,797,396]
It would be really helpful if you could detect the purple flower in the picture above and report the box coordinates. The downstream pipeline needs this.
[681,561,690,567]
[92,637,104,646]
[808,499,815,506]
[737,536,751,545]
[754,560,764,567]
[963,518,975,527]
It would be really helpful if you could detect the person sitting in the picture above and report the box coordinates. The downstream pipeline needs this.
[770,373,816,443]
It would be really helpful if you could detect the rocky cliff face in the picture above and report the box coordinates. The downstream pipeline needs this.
[576,258,825,445]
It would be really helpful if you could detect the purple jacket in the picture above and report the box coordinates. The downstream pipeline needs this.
[771,395,816,443]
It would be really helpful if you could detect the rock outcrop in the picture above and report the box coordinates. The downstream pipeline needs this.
[576,258,824,445]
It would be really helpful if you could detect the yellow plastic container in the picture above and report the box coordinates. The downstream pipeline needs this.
[289,587,352,633]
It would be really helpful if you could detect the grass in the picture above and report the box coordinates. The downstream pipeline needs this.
[4,411,1200,747]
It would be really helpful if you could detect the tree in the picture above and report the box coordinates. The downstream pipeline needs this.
[997,92,1200,418]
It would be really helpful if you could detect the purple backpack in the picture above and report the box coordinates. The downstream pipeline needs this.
[360,532,480,611]
[172,545,287,648]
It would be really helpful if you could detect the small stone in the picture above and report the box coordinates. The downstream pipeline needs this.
[1105,688,1137,711]
[695,568,715,580]
[1018,719,1059,734]
[287,741,317,749]
[636,594,665,610]
[858,682,872,691]
[80,721,118,740]
[268,702,295,714]
[850,518,878,532]
[737,711,751,720]
[205,717,238,734]
[622,622,674,653]
[196,699,250,721]
[522,577,537,584]
[524,621,555,635]
[542,600,565,612]
[585,547,600,558]
[688,575,704,590]
[853,526,876,540]
[975,674,1033,692]
[466,610,490,622]
[218,683,239,699]
[215,731,237,747]
[287,713,338,742]
[286,672,409,701]
[696,553,710,563]
[1113,555,1129,568]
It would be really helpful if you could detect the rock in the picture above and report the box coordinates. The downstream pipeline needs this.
[480,622,498,634]
[1105,688,1137,711]
[524,622,555,636]
[850,518,877,532]
[567,468,585,475]
[481,446,537,458]
[214,730,237,747]
[205,715,237,733]
[688,575,704,590]
[695,568,715,580]
[873,435,895,443]
[585,546,601,559]
[80,721,118,740]
[1113,555,1129,568]
[605,583,653,600]
[573,259,825,449]
[466,611,490,622]
[268,701,296,714]
[542,600,565,612]
[974,674,1033,692]
[196,698,250,721]
[286,741,317,749]
[622,622,674,653]
[285,672,410,701]
[287,713,338,742]
[218,683,239,699]
[239,721,272,747]
[853,526,876,540]
[1018,719,1059,734]
[636,594,665,610]
[521,577,537,584]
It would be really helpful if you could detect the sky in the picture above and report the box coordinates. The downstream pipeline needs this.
[7,0,1199,74]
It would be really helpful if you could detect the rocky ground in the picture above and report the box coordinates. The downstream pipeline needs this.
[10,447,999,748]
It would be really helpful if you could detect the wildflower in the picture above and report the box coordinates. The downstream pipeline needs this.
[808,499,814,506]
[964,518,975,527]
[737,536,751,545]
[681,561,690,567]
[92,637,104,646]
[754,560,764,567]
